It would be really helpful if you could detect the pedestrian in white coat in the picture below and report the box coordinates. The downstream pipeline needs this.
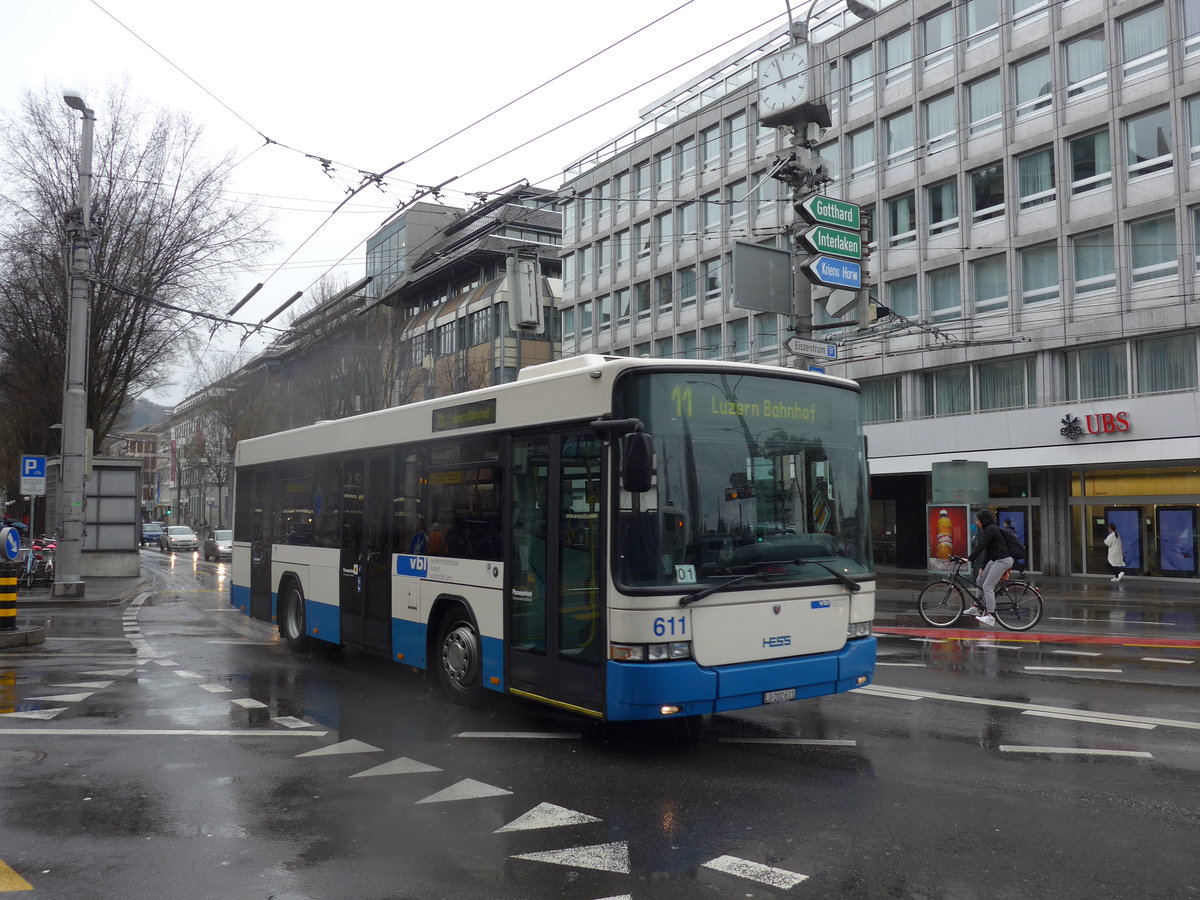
[1104,523,1125,582]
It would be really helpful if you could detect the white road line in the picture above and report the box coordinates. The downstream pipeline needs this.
[230,698,267,709]
[1141,657,1194,665]
[974,642,1024,650]
[454,731,582,739]
[853,686,922,701]
[47,637,137,643]
[1022,710,1155,730]
[198,684,233,693]
[173,671,203,679]
[1024,666,1123,674]
[0,727,327,737]
[719,737,857,746]
[875,662,925,667]
[910,637,947,644]
[153,660,179,667]
[1046,616,1175,627]
[702,855,808,889]
[1052,649,1102,657]
[999,745,1152,759]
[205,640,278,646]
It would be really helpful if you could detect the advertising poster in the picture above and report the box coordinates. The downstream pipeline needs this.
[1158,508,1197,576]
[996,510,1028,566]
[1106,508,1141,572]
[927,504,970,572]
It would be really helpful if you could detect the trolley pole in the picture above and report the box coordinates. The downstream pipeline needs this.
[54,91,94,599]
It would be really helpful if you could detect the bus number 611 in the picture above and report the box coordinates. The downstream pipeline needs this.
[653,615,687,637]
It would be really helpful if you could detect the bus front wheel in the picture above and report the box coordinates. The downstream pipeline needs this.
[281,582,312,653]
[434,609,483,704]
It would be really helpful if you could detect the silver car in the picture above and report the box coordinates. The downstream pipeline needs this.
[202,529,232,561]
[160,525,198,552]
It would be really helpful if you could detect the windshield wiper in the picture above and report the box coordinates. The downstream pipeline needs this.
[811,561,862,593]
[678,573,762,607]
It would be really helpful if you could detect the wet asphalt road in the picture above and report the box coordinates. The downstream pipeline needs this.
[0,553,1197,899]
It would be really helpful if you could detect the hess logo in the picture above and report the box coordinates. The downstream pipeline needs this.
[762,635,792,648]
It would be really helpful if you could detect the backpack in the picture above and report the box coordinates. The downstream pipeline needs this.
[1001,526,1026,562]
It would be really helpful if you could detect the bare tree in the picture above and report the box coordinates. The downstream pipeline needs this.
[0,82,271,493]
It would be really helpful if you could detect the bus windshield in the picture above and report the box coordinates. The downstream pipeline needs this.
[614,369,870,589]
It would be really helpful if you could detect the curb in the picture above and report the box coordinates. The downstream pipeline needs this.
[11,579,149,609]
[0,623,47,648]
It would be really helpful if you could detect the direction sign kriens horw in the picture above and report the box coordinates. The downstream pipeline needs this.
[797,195,861,231]
[803,255,863,290]
[800,224,862,260]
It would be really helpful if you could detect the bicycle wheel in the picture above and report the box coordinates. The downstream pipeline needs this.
[917,580,967,627]
[993,582,1043,631]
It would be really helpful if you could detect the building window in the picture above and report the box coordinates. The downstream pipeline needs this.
[1012,0,1048,27]
[1129,213,1177,282]
[655,274,674,318]
[925,366,972,416]
[1189,98,1200,163]
[680,331,698,359]
[887,193,917,247]
[703,259,722,305]
[967,74,1001,135]
[1194,206,1200,272]
[615,287,631,324]
[1014,53,1051,119]
[562,199,576,242]
[597,295,611,331]
[754,106,776,149]
[635,282,651,319]
[927,179,959,236]
[701,191,721,235]
[562,253,575,292]
[1137,334,1198,394]
[1017,147,1055,210]
[1072,229,1115,294]
[887,275,917,316]
[613,171,629,215]
[654,150,673,193]
[847,48,873,104]
[972,255,1008,313]
[1126,108,1172,178]
[885,110,915,165]
[928,265,961,321]
[579,245,593,283]
[883,30,912,86]
[753,174,779,220]
[923,10,954,68]
[726,111,747,160]
[1065,30,1106,98]
[579,300,593,336]
[634,221,650,258]
[1020,244,1059,304]
[677,202,697,243]
[971,164,1005,222]
[964,0,1000,48]
[562,306,575,342]
[701,325,722,360]
[726,179,748,235]
[924,92,957,152]
[1070,130,1111,194]
[729,318,749,360]
[701,125,720,171]
[862,378,901,423]
[1187,2,1200,56]
[1121,5,1167,79]
[755,314,779,362]
[679,267,697,308]
[634,161,650,201]
[678,136,697,178]
[978,357,1035,411]
[848,126,874,178]
[595,181,610,222]
[655,210,674,256]
[1067,344,1127,401]
[614,229,629,270]
[578,190,592,230]
[596,237,610,277]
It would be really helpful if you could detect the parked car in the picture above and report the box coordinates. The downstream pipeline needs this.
[202,529,233,561]
[160,525,198,552]
[141,522,164,546]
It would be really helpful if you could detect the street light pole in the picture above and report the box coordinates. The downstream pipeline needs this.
[54,90,94,598]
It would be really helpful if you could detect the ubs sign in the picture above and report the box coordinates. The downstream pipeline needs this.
[1059,411,1130,440]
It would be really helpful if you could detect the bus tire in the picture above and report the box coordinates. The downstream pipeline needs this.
[280,580,312,653]
[434,606,483,704]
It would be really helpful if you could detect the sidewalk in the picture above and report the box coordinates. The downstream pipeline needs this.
[1,575,149,649]
[875,566,1200,643]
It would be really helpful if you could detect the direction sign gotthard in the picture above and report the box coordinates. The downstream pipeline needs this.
[797,195,860,231]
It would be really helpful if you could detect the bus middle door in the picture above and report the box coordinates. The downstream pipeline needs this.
[508,431,604,716]
[340,454,393,654]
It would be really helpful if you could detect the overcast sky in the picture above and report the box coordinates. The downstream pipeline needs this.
[0,0,789,407]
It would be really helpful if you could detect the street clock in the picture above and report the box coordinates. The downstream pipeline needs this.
[757,44,810,126]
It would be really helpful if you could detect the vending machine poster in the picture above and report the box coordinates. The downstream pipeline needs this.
[927,504,970,572]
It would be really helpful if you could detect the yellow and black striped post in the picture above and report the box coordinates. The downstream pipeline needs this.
[0,562,17,631]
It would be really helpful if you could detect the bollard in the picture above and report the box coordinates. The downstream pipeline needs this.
[0,561,17,631]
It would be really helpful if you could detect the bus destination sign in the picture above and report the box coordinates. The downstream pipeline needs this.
[432,399,497,432]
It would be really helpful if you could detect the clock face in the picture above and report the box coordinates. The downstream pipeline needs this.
[758,45,810,115]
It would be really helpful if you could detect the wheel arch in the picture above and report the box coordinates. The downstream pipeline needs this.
[425,593,477,663]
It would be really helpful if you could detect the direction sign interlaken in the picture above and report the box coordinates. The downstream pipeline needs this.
[800,224,862,260]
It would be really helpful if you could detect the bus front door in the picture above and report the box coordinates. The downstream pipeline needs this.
[508,432,604,717]
[339,454,393,654]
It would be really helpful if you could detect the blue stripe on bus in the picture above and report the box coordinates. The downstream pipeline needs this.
[604,636,877,721]
[230,583,251,614]
[481,635,504,692]
[305,600,340,645]
[390,620,505,693]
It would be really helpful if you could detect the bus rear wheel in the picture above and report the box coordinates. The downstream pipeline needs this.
[434,609,483,704]
[281,582,312,652]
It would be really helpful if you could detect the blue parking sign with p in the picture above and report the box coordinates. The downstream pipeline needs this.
[21,456,46,478]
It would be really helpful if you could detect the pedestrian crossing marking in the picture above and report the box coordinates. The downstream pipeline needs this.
[0,708,66,720]
[416,778,511,804]
[26,693,94,703]
[511,841,630,874]
[350,757,442,779]
[702,855,808,888]
[495,802,601,832]
[295,739,382,757]
[0,858,33,891]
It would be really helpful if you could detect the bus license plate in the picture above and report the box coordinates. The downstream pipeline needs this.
[764,688,796,704]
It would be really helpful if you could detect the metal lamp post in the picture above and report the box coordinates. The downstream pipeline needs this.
[54,90,94,598]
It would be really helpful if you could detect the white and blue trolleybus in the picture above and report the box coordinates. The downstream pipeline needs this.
[231,354,875,721]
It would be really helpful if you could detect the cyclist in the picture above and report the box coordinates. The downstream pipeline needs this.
[965,509,1013,627]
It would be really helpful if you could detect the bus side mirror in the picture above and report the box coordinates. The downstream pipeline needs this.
[621,430,654,493]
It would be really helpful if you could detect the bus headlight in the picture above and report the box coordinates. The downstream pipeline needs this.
[611,641,692,662]
[847,621,872,638]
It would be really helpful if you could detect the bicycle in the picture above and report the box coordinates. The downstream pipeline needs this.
[917,555,1043,631]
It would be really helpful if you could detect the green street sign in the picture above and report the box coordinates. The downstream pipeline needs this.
[797,195,861,231]
[800,224,862,260]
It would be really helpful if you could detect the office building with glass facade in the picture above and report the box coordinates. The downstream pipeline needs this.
[558,0,1200,579]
